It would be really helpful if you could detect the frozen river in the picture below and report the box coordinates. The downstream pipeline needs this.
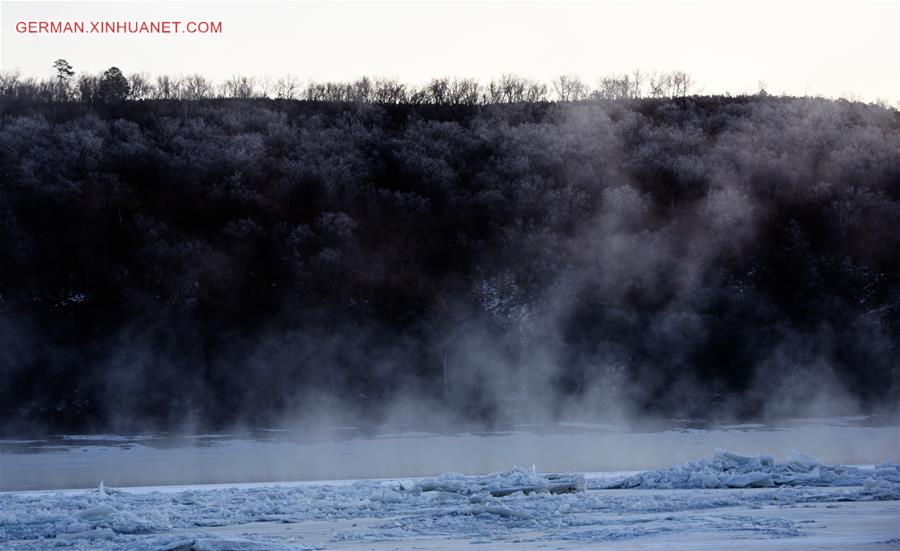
[1,417,898,549]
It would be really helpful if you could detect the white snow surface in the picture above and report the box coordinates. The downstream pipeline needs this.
[1,450,898,550]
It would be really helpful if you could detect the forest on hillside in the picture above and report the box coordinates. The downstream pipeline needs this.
[0,90,898,432]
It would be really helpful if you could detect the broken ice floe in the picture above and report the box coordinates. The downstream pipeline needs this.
[411,467,586,497]
[601,448,900,489]
[2,452,898,550]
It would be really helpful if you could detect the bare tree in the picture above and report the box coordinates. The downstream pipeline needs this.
[257,77,273,98]
[671,70,693,99]
[128,72,154,100]
[0,71,22,101]
[593,74,636,100]
[180,74,213,99]
[447,78,481,105]
[304,81,326,101]
[649,71,672,98]
[274,75,300,99]
[372,77,406,103]
[406,85,429,105]
[501,74,528,103]
[222,75,256,98]
[553,74,589,102]
[487,74,532,103]
[154,74,180,99]
[524,81,548,102]
[303,79,356,102]
[0,72,43,103]
[630,69,644,98]
[424,78,450,104]
[323,81,352,102]
[349,77,374,102]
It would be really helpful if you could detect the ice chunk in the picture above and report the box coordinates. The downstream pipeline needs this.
[76,504,119,519]
[371,487,404,503]
[56,527,117,541]
[785,451,824,472]
[864,478,890,490]
[714,448,756,466]
[482,505,535,520]
[414,467,585,497]
[723,472,774,488]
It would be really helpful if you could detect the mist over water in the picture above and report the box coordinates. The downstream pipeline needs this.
[0,95,898,438]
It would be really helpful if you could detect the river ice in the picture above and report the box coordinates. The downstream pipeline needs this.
[1,449,898,550]
[2,420,898,549]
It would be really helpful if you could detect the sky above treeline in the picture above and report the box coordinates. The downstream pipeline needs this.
[1,1,898,103]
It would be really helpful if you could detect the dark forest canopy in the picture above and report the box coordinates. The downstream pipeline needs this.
[0,94,898,433]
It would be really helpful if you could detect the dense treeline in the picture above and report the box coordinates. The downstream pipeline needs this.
[2,62,693,104]
[0,93,898,432]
